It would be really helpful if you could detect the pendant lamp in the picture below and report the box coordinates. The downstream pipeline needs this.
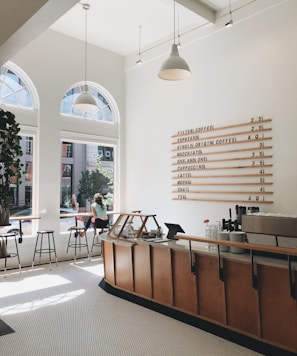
[158,0,191,81]
[74,3,97,111]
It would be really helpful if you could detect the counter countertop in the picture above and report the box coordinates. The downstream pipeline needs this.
[101,233,297,270]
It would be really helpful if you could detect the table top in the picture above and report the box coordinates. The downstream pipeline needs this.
[60,211,116,218]
[10,216,41,221]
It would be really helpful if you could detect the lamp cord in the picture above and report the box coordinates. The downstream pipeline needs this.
[138,25,142,57]
[173,0,176,44]
[83,3,89,86]
[229,0,232,18]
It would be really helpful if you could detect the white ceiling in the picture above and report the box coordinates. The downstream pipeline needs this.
[0,0,280,65]
[50,0,237,56]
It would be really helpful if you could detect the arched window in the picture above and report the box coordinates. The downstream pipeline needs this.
[61,83,114,123]
[0,63,37,110]
[0,62,38,236]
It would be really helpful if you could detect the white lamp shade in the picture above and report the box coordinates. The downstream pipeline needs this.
[158,44,191,81]
[74,85,97,111]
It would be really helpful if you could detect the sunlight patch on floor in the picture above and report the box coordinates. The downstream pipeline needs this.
[0,289,85,315]
[71,258,104,277]
[1,274,71,298]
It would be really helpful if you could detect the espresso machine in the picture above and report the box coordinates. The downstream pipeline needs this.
[222,205,259,232]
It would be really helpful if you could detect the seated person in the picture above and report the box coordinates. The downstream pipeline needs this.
[84,193,109,235]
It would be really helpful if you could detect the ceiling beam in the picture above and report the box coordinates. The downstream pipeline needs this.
[0,0,80,66]
[176,0,216,23]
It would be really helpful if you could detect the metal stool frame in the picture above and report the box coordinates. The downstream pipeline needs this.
[32,230,58,269]
[66,226,89,261]
[0,232,21,277]
[91,226,109,255]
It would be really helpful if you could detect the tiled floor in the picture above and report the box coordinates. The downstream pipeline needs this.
[0,259,262,356]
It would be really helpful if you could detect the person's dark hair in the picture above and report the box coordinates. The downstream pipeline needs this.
[94,193,104,208]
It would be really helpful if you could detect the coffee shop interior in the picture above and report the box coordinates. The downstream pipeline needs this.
[0,0,297,355]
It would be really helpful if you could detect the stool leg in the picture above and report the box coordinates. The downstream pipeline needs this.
[47,232,52,270]
[4,237,7,278]
[39,232,44,265]
[91,232,96,252]
[66,230,73,254]
[74,232,78,261]
[32,233,40,268]
[84,230,90,259]
[51,232,58,266]
[14,234,21,274]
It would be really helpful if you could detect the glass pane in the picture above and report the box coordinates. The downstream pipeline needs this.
[0,65,34,109]
[0,83,13,98]
[5,93,18,105]
[19,87,33,107]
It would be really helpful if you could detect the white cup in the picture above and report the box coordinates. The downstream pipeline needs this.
[230,231,246,254]
[217,231,230,252]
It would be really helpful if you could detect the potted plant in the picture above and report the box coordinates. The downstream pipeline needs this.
[0,108,23,225]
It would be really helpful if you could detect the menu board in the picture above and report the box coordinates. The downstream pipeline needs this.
[171,116,273,204]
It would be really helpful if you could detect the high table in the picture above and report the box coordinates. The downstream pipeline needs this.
[9,216,41,243]
[60,211,116,226]
[60,212,92,226]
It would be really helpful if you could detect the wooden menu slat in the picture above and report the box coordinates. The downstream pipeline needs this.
[172,155,272,165]
[172,137,272,151]
[172,118,272,138]
[171,164,273,172]
[172,173,273,179]
[172,128,271,145]
[172,198,274,203]
[172,145,273,158]
[172,182,273,186]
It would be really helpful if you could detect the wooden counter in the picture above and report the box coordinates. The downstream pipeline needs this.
[100,234,297,354]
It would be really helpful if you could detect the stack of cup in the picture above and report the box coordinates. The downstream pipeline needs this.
[217,231,230,252]
[229,231,246,254]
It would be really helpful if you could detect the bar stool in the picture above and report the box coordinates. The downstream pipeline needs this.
[91,225,109,256]
[91,220,109,256]
[32,230,58,269]
[66,226,89,261]
[0,232,21,277]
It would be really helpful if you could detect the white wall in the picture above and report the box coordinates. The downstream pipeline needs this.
[125,0,297,236]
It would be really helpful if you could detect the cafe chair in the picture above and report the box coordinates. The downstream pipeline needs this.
[0,232,21,277]
[66,226,89,261]
[32,230,58,270]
